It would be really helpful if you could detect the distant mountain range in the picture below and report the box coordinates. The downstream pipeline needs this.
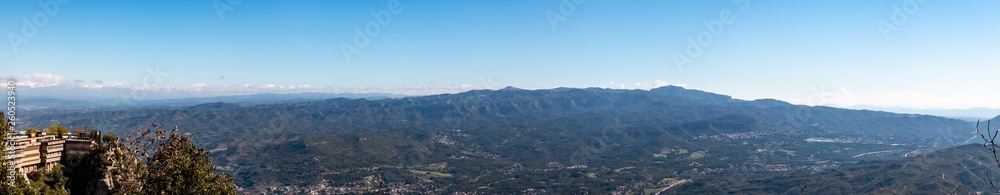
[850,105,1000,120]
[20,86,999,121]
[16,86,987,194]
[15,92,402,110]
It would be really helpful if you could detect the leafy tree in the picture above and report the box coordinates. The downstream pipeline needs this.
[28,165,69,195]
[104,134,145,195]
[86,130,101,141]
[47,125,68,138]
[71,126,90,136]
[83,124,238,194]
[26,128,37,136]
[102,133,118,144]
[141,126,237,194]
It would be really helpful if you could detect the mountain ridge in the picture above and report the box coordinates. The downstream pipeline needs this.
[16,86,982,193]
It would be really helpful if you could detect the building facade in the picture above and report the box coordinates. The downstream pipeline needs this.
[63,138,96,162]
[5,134,64,174]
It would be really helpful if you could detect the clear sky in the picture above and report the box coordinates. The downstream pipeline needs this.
[1,0,998,108]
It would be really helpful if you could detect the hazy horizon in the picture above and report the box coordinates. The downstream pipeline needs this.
[3,0,999,109]
[11,84,1000,119]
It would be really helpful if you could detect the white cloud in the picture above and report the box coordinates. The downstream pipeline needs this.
[603,79,684,90]
[599,81,626,89]
[11,73,66,88]
[78,84,103,89]
[288,84,311,89]
[6,73,329,95]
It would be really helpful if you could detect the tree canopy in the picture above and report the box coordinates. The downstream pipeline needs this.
[47,125,68,138]
[97,124,238,194]
[2,116,237,194]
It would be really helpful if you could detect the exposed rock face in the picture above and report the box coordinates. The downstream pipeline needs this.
[94,176,111,195]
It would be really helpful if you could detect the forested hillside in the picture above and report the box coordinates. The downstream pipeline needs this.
[19,87,977,193]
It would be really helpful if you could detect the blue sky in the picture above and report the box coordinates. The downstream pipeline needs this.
[1,0,999,108]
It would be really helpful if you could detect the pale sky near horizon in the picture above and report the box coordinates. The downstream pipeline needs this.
[1,0,999,109]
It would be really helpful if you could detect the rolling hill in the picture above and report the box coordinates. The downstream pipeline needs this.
[18,86,980,193]
[667,144,1000,194]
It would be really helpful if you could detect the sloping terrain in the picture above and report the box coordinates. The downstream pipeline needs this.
[19,86,977,193]
[667,144,1000,194]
